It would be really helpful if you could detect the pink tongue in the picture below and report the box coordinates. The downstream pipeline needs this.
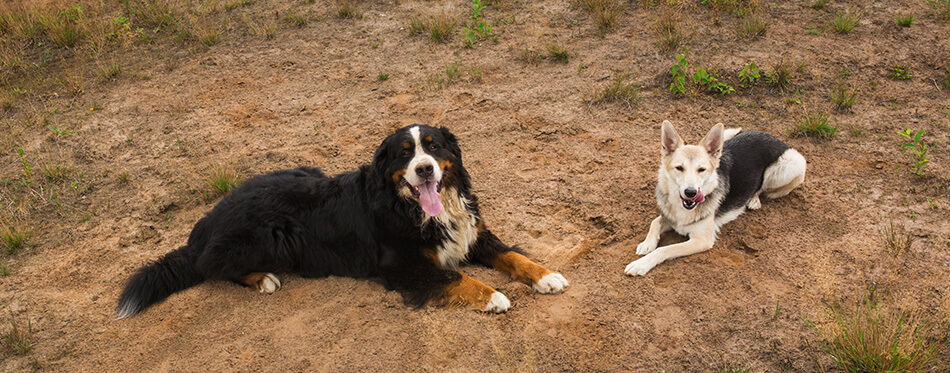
[418,181,443,217]
[692,188,705,204]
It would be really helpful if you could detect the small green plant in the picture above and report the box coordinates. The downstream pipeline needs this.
[926,0,950,20]
[2,314,33,355]
[894,14,914,27]
[117,171,130,184]
[736,13,769,39]
[48,123,74,137]
[518,47,543,65]
[889,65,911,80]
[831,81,857,112]
[587,72,639,108]
[653,11,686,51]
[1,223,32,255]
[766,61,794,89]
[378,73,390,81]
[793,101,837,139]
[809,0,825,9]
[576,0,623,33]
[831,11,860,34]
[204,164,243,195]
[881,221,914,257]
[463,0,493,47]
[427,62,477,88]
[284,11,309,28]
[693,68,735,95]
[337,2,363,19]
[97,63,122,81]
[714,364,750,373]
[738,61,760,88]
[0,263,10,276]
[39,161,74,181]
[897,129,930,175]
[408,14,456,43]
[670,53,689,97]
[547,44,570,63]
[224,0,254,11]
[806,290,944,372]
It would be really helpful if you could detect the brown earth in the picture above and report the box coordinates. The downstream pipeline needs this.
[2,0,950,371]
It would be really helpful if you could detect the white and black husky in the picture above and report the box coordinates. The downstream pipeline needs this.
[624,121,806,276]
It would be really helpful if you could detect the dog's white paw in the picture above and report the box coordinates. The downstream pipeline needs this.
[636,240,658,255]
[747,196,761,210]
[482,292,510,313]
[624,258,656,276]
[532,273,569,294]
[260,273,281,294]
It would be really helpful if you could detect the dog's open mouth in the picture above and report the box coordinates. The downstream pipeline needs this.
[402,178,444,217]
[681,189,706,210]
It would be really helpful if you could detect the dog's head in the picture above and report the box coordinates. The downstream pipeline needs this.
[372,124,463,217]
[659,120,725,210]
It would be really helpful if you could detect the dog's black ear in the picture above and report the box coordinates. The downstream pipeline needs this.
[661,120,682,156]
[372,132,395,178]
[440,126,462,160]
[702,123,725,158]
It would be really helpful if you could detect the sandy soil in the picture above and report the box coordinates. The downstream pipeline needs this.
[2,0,949,371]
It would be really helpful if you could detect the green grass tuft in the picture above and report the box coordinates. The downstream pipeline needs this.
[831,81,857,112]
[1,223,32,255]
[204,164,243,196]
[831,11,860,34]
[408,14,456,43]
[547,44,570,63]
[792,107,837,139]
[587,72,640,108]
[889,65,911,80]
[881,221,914,257]
[894,14,914,27]
[2,314,33,355]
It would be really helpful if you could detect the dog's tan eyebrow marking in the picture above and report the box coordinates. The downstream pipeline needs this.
[402,142,411,149]
[424,135,433,142]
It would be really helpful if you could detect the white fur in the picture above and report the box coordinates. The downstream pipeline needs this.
[260,273,281,294]
[405,126,443,188]
[762,148,806,199]
[483,292,510,313]
[533,273,569,294]
[427,187,478,268]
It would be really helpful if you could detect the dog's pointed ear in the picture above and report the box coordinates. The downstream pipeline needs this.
[702,123,725,158]
[661,120,682,156]
[440,126,462,160]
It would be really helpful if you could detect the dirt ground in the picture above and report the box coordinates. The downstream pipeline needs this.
[2,0,950,371]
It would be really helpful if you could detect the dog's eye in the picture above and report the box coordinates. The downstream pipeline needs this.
[401,149,411,157]
[428,143,439,151]
[698,167,706,173]
[675,166,684,171]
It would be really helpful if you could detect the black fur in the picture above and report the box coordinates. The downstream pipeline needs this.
[715,130,790,214]
[116,125,518,318]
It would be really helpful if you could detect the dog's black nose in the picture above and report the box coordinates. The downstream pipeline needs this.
[415,164,434,178]
[684,188,697,199]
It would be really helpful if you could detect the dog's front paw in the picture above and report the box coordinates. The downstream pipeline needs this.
[259,273,282,293]
[532,273,569,294]
[747,196,761,210]
[636,240,658,255]
[624,258,656,276]
[482,292,510,313]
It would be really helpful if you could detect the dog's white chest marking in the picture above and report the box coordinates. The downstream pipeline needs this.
[426,187,478,268]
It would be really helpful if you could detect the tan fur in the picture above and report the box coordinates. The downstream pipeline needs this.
[436,273,496,308]
[491,252,552,285]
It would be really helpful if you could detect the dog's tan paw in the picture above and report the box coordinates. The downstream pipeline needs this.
[747,196,761,210]
[636,240,658,255]
[624,258,656,276]
[532,273,569,294]
[259,273,281,294]
[482,292,510,313]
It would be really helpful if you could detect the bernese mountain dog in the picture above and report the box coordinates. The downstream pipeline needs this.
[116,124,568,318]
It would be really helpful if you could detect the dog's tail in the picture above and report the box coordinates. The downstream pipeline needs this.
[723,127,742,140]
[115,245,203,319]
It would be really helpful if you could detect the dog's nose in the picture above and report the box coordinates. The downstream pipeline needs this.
[684,188,697,199]
[415,164,434,178]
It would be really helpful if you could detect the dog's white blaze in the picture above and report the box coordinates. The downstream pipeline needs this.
[406,126,442,187]
[425,186,478,268]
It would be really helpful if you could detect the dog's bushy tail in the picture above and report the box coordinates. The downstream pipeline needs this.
[115,246,202,319]
[723,127,742,140]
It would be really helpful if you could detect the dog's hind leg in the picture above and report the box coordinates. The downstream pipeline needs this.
[236,272,282,294]
[747,192,762,210]
[762,148,806,199]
